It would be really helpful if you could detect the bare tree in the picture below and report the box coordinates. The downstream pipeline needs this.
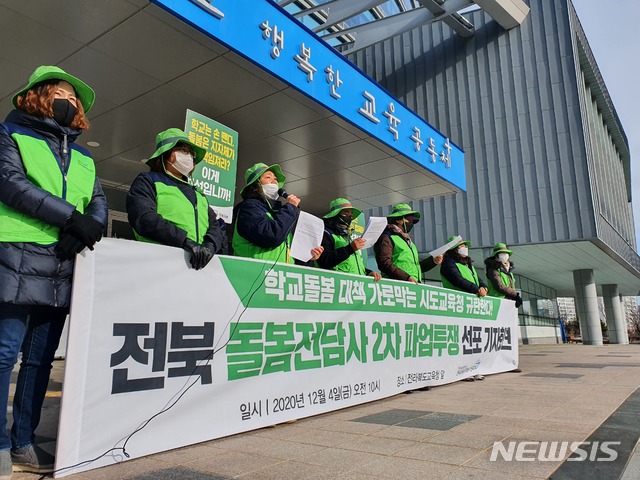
[626,297,640,341]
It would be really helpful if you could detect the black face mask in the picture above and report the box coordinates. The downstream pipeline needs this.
[52,98,78,127]
[338,214,353,227]
[403,220,414,233]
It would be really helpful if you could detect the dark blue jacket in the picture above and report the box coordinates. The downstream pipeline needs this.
[440,250,487,294]
[232,197,299,250]
[0,109,108,307]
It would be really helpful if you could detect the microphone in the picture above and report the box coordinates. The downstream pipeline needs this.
[278,188,300,208]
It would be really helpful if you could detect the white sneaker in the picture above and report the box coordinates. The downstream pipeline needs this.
[11,445,54,474]
[0,450,11,480]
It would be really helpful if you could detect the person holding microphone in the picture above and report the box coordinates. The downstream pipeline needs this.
[232,162,321,263]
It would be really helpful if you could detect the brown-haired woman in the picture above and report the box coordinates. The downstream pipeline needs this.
[0,66,108,476]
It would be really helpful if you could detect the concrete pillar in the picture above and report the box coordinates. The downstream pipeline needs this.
[602,284,629,344]
[573,269,603,345]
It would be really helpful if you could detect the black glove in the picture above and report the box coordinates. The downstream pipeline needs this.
[55,228,85,260]
[514,294,523,308]
[66,210,104,249]
[200,241,216,268]
[182,239,215,270]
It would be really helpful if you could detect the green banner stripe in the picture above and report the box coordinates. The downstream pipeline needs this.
[219,257,501,320]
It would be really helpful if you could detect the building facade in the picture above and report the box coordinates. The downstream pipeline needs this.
[352,0,640,344]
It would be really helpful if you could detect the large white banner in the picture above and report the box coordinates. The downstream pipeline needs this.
[55,239,518,477]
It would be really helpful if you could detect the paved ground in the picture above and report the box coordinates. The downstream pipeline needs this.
[9,343,640,480]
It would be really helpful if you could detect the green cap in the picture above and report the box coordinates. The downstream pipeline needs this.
[446,235,471,250]
[387,203,421,222]
[145,128,206,166]
[241,163,286,198]
[323,198,362,219]
[492,243,513,256]
[13,65,96,113]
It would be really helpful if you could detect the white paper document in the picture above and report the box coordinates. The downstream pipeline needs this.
[429,235,462,258]
[290,211,325,262]
[361,216,388,249]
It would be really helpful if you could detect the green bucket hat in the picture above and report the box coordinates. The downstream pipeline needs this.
[145,128,206,166]
[387,203,421,222]
[492,243,513,256]
[323,198,362,219]
[13,65,96,113]
[240,163,286,198]
[446,235,471,251]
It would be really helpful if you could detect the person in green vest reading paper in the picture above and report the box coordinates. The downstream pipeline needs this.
[232,162,322,263]
[126,128,226,270]
[440,236,488,381]
[484,243,522,308]
[374,203,443,283]
[316,198,381,281]
[0,66,108,475]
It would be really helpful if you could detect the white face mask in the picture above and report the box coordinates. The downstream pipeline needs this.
[172,151,194,176]
[458,246,468,257]
[498,253,510,263]
[262,183,279,201]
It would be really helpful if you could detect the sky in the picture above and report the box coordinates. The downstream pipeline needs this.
[570,0,640,250]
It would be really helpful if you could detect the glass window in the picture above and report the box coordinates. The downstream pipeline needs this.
[516,275,558,327]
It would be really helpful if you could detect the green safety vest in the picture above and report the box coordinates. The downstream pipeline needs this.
[441,262,480,291]
[487,269,515,298]
[382,234,421,281]
[329,233,366,275]
[0,129,95,244]
[232,209,293,264]
[134,180,209,244]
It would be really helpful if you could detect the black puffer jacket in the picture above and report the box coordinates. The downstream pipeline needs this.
[316,222,355,270]
[0,109,108,307]
[126,170,226,252]
[484,256,518,299]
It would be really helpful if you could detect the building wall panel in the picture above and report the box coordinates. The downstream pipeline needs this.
[351,0,597,251]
